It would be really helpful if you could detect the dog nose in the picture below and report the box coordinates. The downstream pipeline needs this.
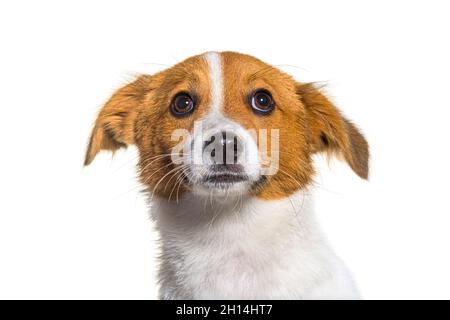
[203,131,243,165]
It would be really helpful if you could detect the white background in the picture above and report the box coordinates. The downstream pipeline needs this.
[1,0,449,299]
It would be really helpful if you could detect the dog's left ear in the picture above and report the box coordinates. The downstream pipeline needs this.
[296,83,369,179]
[84,75,151,166]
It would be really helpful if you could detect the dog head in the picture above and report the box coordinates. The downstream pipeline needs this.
[85,52,368,201]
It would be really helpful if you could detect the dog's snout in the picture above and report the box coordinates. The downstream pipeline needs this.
[202,131,243,165]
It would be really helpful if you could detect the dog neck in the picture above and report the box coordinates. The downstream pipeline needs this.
[151,190,320,239]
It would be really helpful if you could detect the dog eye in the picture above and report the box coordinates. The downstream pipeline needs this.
[171,93,195,116]
[250,90,275,114]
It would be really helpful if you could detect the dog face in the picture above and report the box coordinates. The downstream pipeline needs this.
[85,52,368,200]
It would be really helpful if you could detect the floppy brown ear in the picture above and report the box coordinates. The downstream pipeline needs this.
[296,83,369,179]
[84,75,151,166]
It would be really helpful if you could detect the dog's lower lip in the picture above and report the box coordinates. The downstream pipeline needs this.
[204,174,249,184]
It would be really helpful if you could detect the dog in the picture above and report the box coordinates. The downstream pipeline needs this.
[85,51,369,299]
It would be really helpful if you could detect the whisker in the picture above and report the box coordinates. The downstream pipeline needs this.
[176,169,189,204]
[169,169,188,203]
[138,154,175,173]
[164,164,189,192]
[141,161,175,186]
[150,164,189,203]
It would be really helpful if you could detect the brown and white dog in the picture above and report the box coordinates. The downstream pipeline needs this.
[85,52,369,299]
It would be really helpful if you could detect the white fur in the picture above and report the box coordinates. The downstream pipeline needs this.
[204,52,223,115]
[153,191,360,299]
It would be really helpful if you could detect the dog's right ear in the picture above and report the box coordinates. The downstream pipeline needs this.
[84,75,151,166]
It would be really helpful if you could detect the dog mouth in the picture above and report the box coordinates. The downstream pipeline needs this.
[203,173,249,185]
[201,164,249,188]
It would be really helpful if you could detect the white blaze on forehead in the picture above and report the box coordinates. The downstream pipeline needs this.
[204,52,223,114]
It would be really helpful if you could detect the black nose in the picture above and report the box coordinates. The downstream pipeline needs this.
[203,131,243,165]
